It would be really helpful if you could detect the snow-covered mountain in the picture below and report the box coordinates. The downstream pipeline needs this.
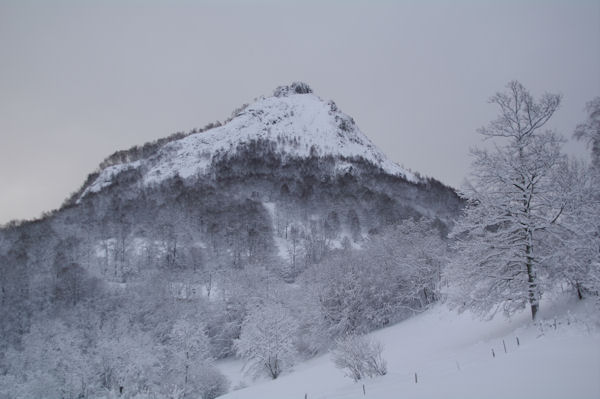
[77,82,416,200]
[58,82,462,271]
[0,82,465,398]
[1,81,464,303]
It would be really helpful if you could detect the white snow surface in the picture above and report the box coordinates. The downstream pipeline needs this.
[79,92,416,200]
[217,296,600,399]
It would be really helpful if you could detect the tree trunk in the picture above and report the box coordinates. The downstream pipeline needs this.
[184,362,189,398]
[522,173,538,321]
[526,246,538,320]
[529,293,538,320]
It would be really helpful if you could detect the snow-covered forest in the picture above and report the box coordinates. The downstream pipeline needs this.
[0,82,598,398]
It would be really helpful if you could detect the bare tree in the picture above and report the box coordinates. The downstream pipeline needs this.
[549,159,600,300]
[448,81,564,320]
[331,334,387,382]
[557,98,600,300]
[169,319,211,396]
[234,302,298,379]
[574,97,600,171]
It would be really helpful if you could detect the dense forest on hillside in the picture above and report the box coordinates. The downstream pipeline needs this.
[0,143,460,398]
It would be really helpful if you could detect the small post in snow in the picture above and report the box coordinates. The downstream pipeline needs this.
[503,339,507,353]
[516,336,520,346]
[362,384,366,396]
[414,372,418,383]
[491,348,495,358]
[456,361,461,371]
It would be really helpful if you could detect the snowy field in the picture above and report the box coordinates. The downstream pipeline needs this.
[217,295,600,399]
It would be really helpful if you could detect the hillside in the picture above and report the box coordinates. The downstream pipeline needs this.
[218,295,600,399]
[0,83,464,398]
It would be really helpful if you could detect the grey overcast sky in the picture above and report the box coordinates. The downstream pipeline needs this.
[1,1,599,224]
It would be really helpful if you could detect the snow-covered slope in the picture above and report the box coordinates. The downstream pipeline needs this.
[217,296,600,399]
[79,84,416,200]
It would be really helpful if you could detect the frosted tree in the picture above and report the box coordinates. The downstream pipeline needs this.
[312,218,448,337]
[448,81,564,320]
[234,301,299,379]
[16,318,95,398]
[331,334,387,382]
[96,327,162,396]
[548,158,600,299]
[169,318,212,396]
[554,98,600,299]
[574,97,600,170]
[365,219,448,308]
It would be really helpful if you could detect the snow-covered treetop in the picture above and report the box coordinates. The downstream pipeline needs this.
[78,84,416,200]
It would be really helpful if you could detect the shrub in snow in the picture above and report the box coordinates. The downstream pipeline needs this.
[194,364,230,399]
[159,362,228,399]
[331,334,387,382]
[234,302,299,379]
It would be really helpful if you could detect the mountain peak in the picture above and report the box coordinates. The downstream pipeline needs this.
[77,86,416,201]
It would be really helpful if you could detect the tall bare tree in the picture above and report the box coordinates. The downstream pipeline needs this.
[449,81,564,320]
